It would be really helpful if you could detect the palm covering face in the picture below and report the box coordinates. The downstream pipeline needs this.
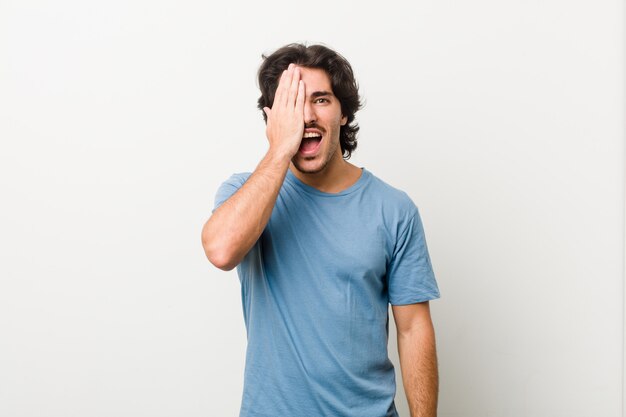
[263,63,306,159]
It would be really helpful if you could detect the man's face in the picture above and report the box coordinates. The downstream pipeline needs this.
[291,67,347,175]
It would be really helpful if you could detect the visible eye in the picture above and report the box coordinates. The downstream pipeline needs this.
[314,98,330,104]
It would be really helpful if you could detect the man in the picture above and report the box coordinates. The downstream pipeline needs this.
[202,43,440,417]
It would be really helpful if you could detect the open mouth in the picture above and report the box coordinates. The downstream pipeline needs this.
[299,131,323,155]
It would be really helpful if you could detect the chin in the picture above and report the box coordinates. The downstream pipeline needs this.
[291,141,340,175]
[292,157,329,175]
[292,163,325,175]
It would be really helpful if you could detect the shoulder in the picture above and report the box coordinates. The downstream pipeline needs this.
[364,169,419,218]
[360,169,423,242]
[213,172,253,212]
[220,172,252,188]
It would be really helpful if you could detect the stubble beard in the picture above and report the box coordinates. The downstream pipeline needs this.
[291,134,340,175]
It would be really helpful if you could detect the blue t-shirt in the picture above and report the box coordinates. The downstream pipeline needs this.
[213,168,440,417]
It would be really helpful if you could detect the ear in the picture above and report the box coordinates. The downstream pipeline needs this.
[340,115,347,126]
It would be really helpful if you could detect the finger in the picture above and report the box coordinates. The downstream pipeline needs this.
[277,64,295,108]
[287,66,300,108]
[273,69,289,108]
[294,80,305,117]
[263,106,271,118]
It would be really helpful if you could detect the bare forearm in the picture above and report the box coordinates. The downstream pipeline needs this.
[203,64,305,270]
[397,324,438,417]
[202,149,291,270]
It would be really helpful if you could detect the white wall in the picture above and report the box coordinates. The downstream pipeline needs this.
[0,1,623,416]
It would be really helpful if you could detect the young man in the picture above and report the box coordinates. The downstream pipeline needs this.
[202,43,440,417]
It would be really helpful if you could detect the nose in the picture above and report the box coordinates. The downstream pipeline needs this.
[303,100,316,125]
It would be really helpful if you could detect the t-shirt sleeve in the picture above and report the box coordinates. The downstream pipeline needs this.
[387,207,440,305]
[212,172,251,213]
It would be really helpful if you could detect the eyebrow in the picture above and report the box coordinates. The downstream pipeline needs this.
[310,91,333,98]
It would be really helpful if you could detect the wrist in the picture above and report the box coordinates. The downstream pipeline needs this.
[266,145,296,165]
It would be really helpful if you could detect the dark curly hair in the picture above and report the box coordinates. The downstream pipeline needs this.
[257,43,362,159]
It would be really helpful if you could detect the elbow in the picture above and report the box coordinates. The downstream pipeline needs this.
[207,249,238,271]
[209,254,238,271]
[203,241,238,271]
[201,226,239,271]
